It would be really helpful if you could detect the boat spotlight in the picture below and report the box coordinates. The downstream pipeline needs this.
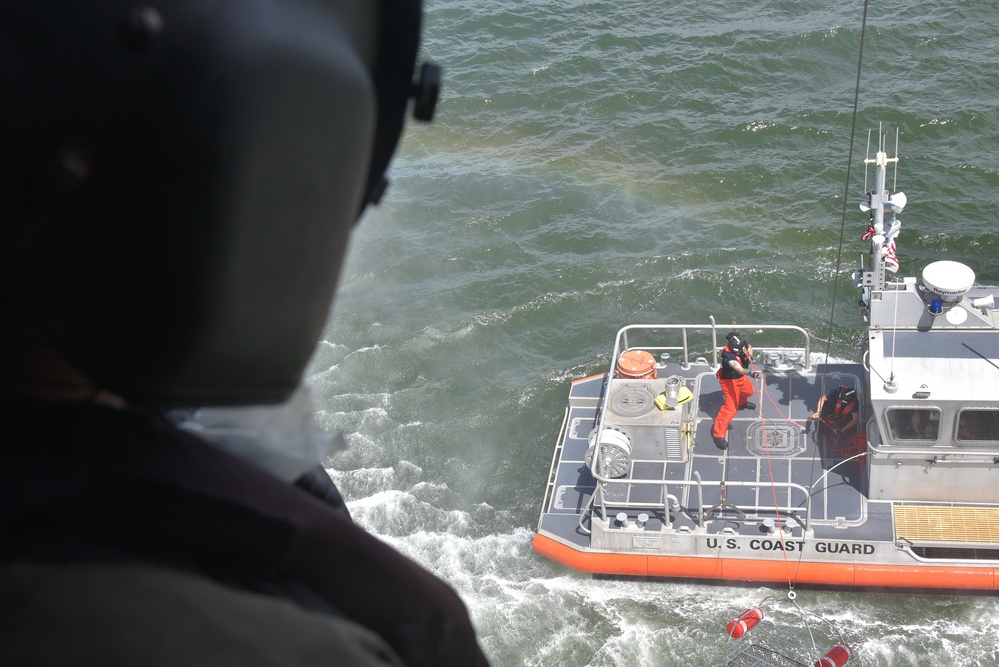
[664,375,682,408]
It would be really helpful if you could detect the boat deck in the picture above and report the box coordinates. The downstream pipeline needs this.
[540,361,879,549]
[534,321,999,590]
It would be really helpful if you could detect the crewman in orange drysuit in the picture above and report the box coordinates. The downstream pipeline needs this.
[712,332,760,450]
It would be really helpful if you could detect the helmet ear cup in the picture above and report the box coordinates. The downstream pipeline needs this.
[360,0,426,215]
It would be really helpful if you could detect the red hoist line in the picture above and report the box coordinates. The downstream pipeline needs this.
[737,368,855,667]
[748,359,798,590]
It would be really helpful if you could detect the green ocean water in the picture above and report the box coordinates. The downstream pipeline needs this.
[310,1,999,665]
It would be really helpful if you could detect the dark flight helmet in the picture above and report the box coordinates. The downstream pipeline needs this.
[838,385,858,405]
[726,331,746,354]
[1,0,439,406]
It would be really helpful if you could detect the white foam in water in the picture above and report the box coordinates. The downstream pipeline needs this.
[334,447,999,666]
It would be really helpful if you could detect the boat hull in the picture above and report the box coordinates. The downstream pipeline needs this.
[533,533,999,591]
[533,323,999,593]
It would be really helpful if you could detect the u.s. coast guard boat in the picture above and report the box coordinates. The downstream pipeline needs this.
[533,131,999,592]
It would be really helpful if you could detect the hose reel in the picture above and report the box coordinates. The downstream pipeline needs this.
[585,425,633,478]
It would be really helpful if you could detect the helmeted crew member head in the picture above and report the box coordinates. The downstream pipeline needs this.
[726,332,747,354]
[1,0,440,408]
[836,386,858,414]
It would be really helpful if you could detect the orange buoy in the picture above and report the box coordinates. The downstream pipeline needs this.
[726,606,764,639]
[616,350,657,379]
[814,644,852,667]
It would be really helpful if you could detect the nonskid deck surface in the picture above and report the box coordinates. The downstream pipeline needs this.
[688,368,868,535]
[539,362,882,547]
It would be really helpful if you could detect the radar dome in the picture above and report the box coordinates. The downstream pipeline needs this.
[922,261,976,302]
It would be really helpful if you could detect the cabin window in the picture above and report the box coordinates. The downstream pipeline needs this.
[957,410,999,442]
[886,408,940,441]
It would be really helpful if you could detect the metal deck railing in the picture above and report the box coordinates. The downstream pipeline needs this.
[613,317,812,373]
[586,319,815,532]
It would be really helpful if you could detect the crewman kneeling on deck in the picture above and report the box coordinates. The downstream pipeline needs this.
[813,385,860,435]
[712,332,760,450]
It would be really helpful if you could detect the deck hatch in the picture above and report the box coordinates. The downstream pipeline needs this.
[894,505,999,544]
[747,422,804,457]
[609,385,656,417]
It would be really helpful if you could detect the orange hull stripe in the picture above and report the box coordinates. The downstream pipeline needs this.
[571,372,607,385]
[532,534,998,590]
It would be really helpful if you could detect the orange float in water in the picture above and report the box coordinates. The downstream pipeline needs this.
[726,606,764,639]
[814,644,852,667]
[616,350,657,379]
